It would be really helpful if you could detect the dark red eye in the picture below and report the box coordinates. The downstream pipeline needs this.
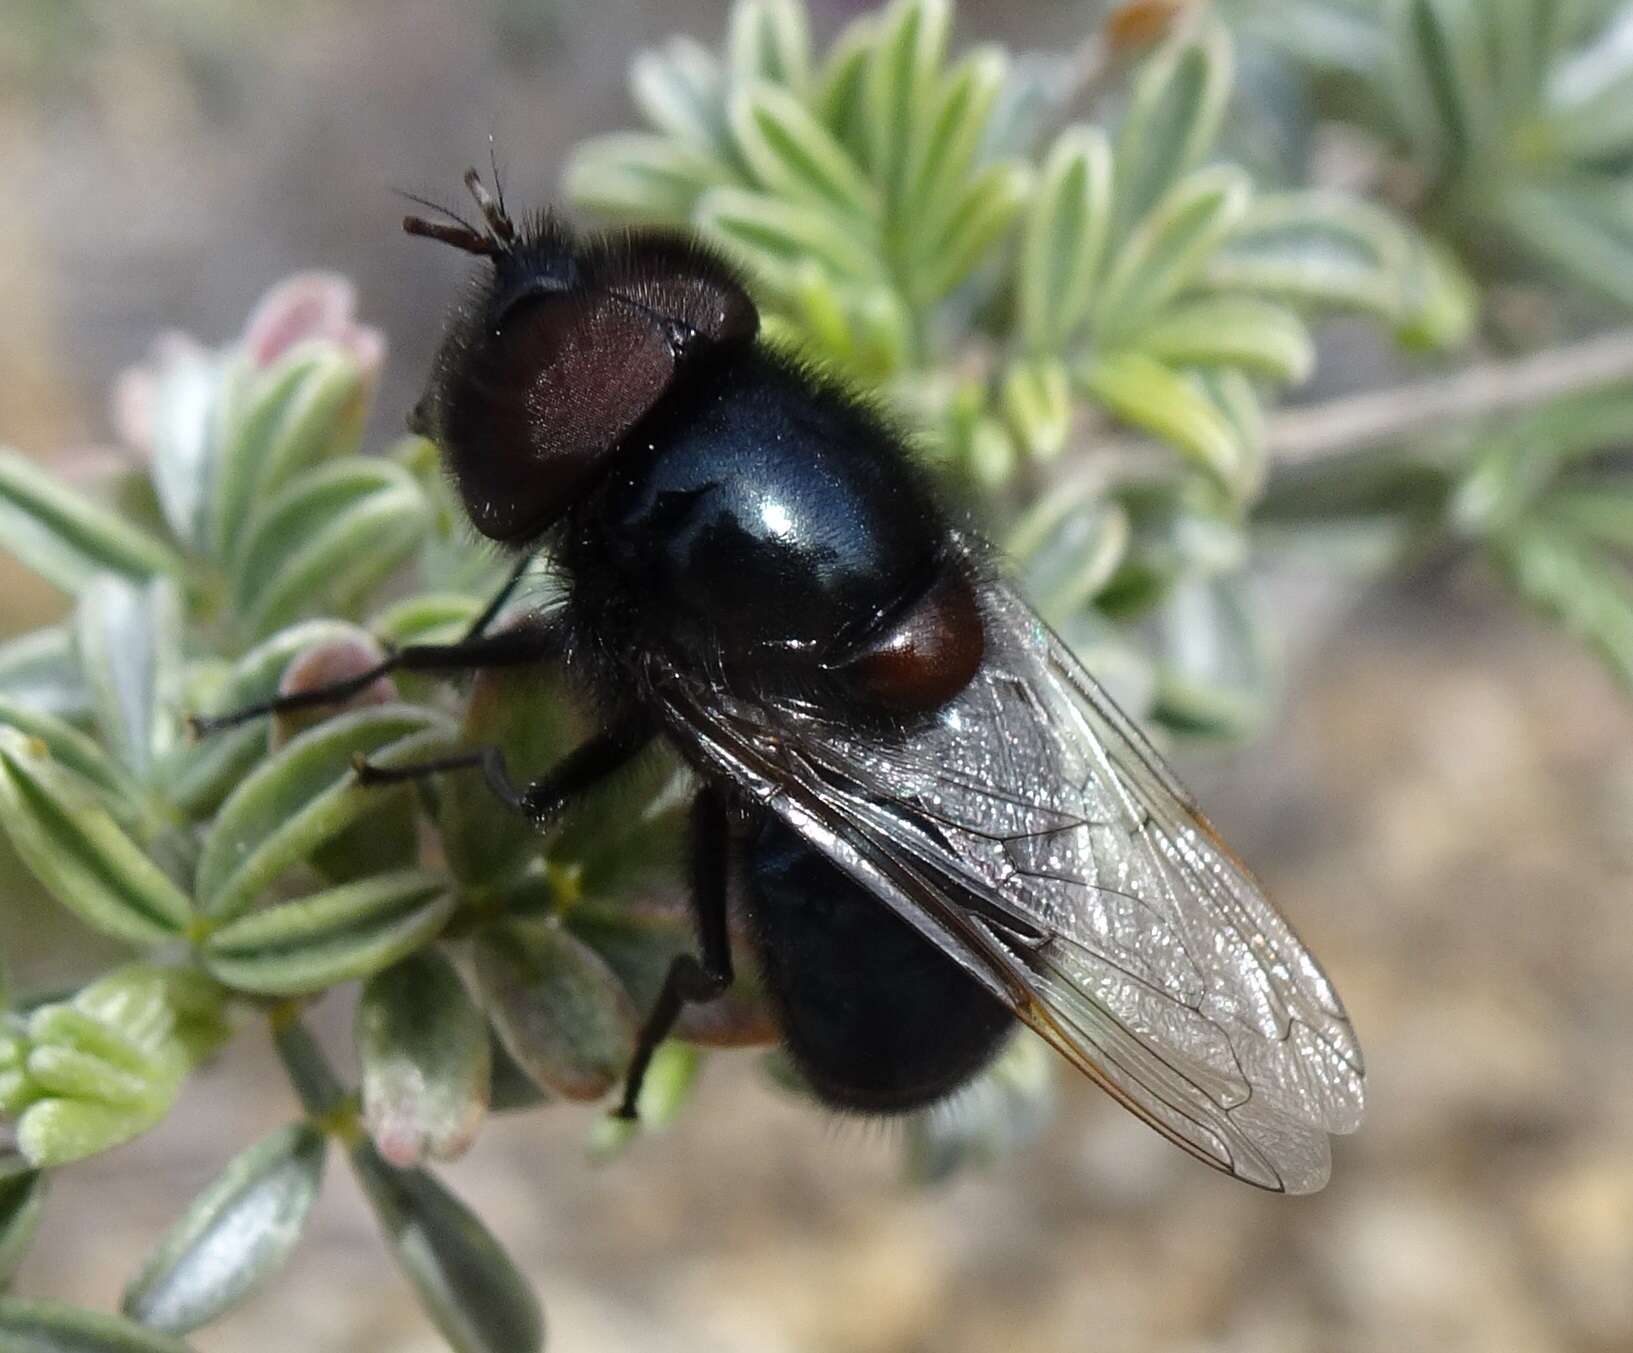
[832,569,985,713]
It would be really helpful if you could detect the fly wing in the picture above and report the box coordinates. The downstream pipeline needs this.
[653,579,1365,1193]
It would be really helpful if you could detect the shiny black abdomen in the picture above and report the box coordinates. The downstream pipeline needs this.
[591,350,947,662]
[747,816,1015,1112]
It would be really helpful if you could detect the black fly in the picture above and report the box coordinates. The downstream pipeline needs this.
[200,171,1365,1192]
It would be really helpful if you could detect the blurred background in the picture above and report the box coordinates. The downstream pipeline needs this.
[3,2,1633,1350]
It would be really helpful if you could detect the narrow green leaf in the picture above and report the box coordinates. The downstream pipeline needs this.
[905,45,1008,246]
[1010,488,1132,624]
[1094,166,1251,349]
[368,593,483,648]
[964,415,1019,487]
[1078,352,1243,488]
[729,82,878,221]
[230,459,429,640]
[694,185,884,291]
[630,36,730,156]
[0,728,191,945]
[1150,573,1273,739]
[0,448,180,596]
[202,870,454,995]
[863,0,952,202]
[562,133,734,224]
[1491,521,1633,690]
[75,575,182,781]
[1114,21,1235,236]
[0,1298,197,1353]
[358,951,490,1166]
[1549,63,1633,164]
[195,706,451,920]
[0,1171,46,1286]
[1488,178,1633,312]
[1019,126,1115,351]
[0,697,142,815]
[139,341,224,552]
[1135,296,1315,382]
[1384,0,1495,176]
[0,626,90,724]
[1542,485,1633,552]
[909,160,1031,303]
[351,1143,543,1353]
[121,1123,325,1335]
[1000,357,1072,461]
[475,919,638,1102]
[816,10,879,160]
[727,0,811,94]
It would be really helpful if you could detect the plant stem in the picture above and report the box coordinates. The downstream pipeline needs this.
[270,1006,347,1120]
[1266,328,1633,464]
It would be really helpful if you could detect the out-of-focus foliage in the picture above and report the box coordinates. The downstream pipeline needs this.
[2,1,1632,1349]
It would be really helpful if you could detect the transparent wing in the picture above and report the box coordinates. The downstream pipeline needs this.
[655,579,1365,1193]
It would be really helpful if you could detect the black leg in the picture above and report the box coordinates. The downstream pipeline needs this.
[460,553,534,642]
[354,716,655,827]
[191,623,561,736]
[616,786,733,1119]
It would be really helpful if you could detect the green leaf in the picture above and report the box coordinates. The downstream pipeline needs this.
[474,918,638,1102]
[999,357,1072,461]
[202,870,455,995]
[905,44,1008,247]
[350,1143,543,1353]
[1093,166,1251,349]
[1150,572,1273,739]
[0,626,90,724]
[694,186,884,292]
[1549,62,1633,165]
[562,132,734,224]
[229,458,430,640]
[630,35,730,156]
[908,160,1031,303]
[862,0,952,206]
[727,0,811,95]
[358,951,490,1166]
[0,1298,197,1353]
[208,345,371,559]
[1384,0,1496,176]
[1487,178,1633,312]
[1114,21,1234,236]
[368,593,483,648]
[121,1123,325,1335]
[1491,520,1633,689]
[0,727,191,945]
[74,575,182,781]
[1136,295,1315,383]
[0,448,180,595]
[816,10,879,160]
[0,1171,46,1286]
[1019,126,1115,351]
[1078,352,1244,489]
[1542,484,1633,552]
[1009,488,1131,624]
[139,341,224,552]
[0,697,142,818]
[729,82,878,221]
[195,705,452,920]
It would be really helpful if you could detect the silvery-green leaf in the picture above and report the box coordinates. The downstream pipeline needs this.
[368,593,483,648]
[1009,488,1131,624]
[1542,484,1633,553]
[1019,125,1114,351]
[1135,295,1314,383]
[1487,178,1633,311]
[350,1142,543,1353]
[727,0,811,95]
[142,341,223,551]
[1548,62,1633,163]
[964,414,1019,487]
[862,0,952,200]
[167,619,373,819]
[208,345,370,559]
[816,9,879,159]
[905,44,1007,244]
[907,160,1031,303]
[0,626,90,724]
[999,357,1071,461]
[1195,367,1269,504]
[1231,0,1387,77]
[1383,0,1496,176]
[0,727,190,945]
[1093,165,1251,349]
[0,448,180,596]
[195,705,451,920]
[74,574,182,781]
[631,35,731,155]
[1206,190,1476,347]
[121,1123,325,1335]
[586,1041,701,1161]
[358,951,489,1166]
[0,697,142,818]
[979,48,1077,159]
[475,918,638,1102]
[562,132,734,224]
[694,185,885,291]
[487,1028,550,1113]
[0,1298,197,1353]
[229,458,429,640]
[1492,519,1633,690]
[0,1170,45,1286]
[1114,21,1235,237]
[1150,572,1273,739]
[202,870,454,996]
[904,1031,1054,1184]
[1078,351,1243,489]
[729,82,877,222]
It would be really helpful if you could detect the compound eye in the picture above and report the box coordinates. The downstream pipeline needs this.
[832,570,985,713]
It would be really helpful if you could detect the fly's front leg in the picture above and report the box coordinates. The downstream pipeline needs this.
[616,785,734,1119]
